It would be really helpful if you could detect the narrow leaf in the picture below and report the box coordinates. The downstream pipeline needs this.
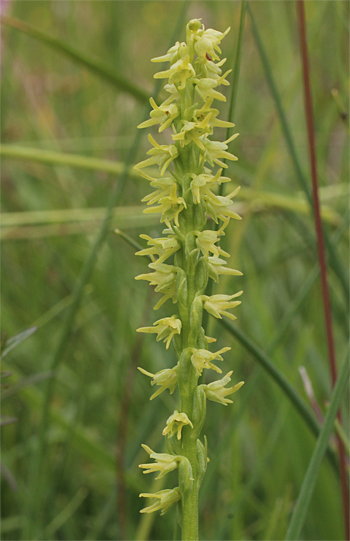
[1,16,149,102]
[285,349,350,540]
[219,318,338,472]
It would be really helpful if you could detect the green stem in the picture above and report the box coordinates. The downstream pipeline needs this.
[285,346,350,540]
[181,487,199,541]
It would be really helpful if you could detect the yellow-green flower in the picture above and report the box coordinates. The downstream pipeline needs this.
[204,186,242,223]
[191,346,231,375]
[200,371,244,405]
[137,315,182,349]
[135,263,178,309]
[136,234,180,266]
[138,97,179,133]
[206,256,243,283]
[162,410,193,440]
[139,445,180,479]
[138,366,177,400]
[140,487,181,515]
[143,182,187,227]
[154,55,195,90]
[195,229,229,258]
[201,291,243,320]
[134,134,178,180]
[201,133,239,168]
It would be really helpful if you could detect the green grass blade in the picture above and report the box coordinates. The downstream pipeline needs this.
[1,206,159,240]
[285,348,350,540]
[227,0,246,131]
[0,144,142,180]
[1,326,37,359]
[219,318,338,472]
[247,4,349,303]
[1,16,149,102]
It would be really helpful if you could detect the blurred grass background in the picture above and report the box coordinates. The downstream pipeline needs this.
[1,1,349,540]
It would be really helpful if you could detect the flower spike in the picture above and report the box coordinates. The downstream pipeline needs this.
[134,18,244,532]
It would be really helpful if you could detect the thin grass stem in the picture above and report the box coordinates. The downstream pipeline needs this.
[247,3,349,305]
[285,346,350,540]
[296,3,349,537]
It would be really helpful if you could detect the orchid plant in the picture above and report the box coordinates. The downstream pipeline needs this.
[134,18,244,540]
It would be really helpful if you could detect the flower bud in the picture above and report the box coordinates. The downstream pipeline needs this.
[189,295,204,344]
[192,386,206,435]
[194,256,209,294]
[176,268,188,312]
[196,436,208,486]
[178,456,194,494]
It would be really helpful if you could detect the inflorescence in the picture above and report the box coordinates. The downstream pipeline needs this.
[134,18,244,533]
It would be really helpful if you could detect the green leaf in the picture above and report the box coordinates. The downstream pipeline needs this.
[285,349,349,540]
[0,144,143,180]
[1,16,149,102]
[247,4,349,303]
[1,327,37,360]
[219,318,338,472]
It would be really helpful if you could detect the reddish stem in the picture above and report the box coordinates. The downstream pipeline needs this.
[297,2,349,540]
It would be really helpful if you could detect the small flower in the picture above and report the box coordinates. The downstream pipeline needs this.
[141,177,174,206]
[191,346,231,375]
[189,169,230,205]
[134,134,178,180]
[137,315,182,349]
[195,230,229,258]
[143,183,186,227]
[201,291,243,321]
[206,256,243,283]
[204,186,242,223]
[136,234,180,265]
[139,444,180,478]
[138,366,177,400]
[162,410,193,440]
[194,78,226,102]
[201,133,239,169]
[172,114,212,149]
[135,263,178,309]
[140,487,181,515]
[200,371,244,405]
[138,97,179,133]
[154,55,195,90]
[151,41,186,64]
[194,26,231,61]
[203,57,228,82]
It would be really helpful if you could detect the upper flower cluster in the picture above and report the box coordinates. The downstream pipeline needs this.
[134,18,240,230]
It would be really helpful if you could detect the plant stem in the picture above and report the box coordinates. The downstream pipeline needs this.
[296,3,349,538]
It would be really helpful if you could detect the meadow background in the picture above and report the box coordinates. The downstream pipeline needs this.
[1,1,349,540]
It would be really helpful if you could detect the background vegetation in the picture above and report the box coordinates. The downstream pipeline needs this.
[1,1,349,540]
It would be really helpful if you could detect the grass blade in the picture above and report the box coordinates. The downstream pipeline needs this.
[1,16,149,102]
[247,4,349,304]
[296,3,349,537]
[0,144,142,180]
[1,327,37,360]
[285,347,350,540]
[219,318,338,472]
